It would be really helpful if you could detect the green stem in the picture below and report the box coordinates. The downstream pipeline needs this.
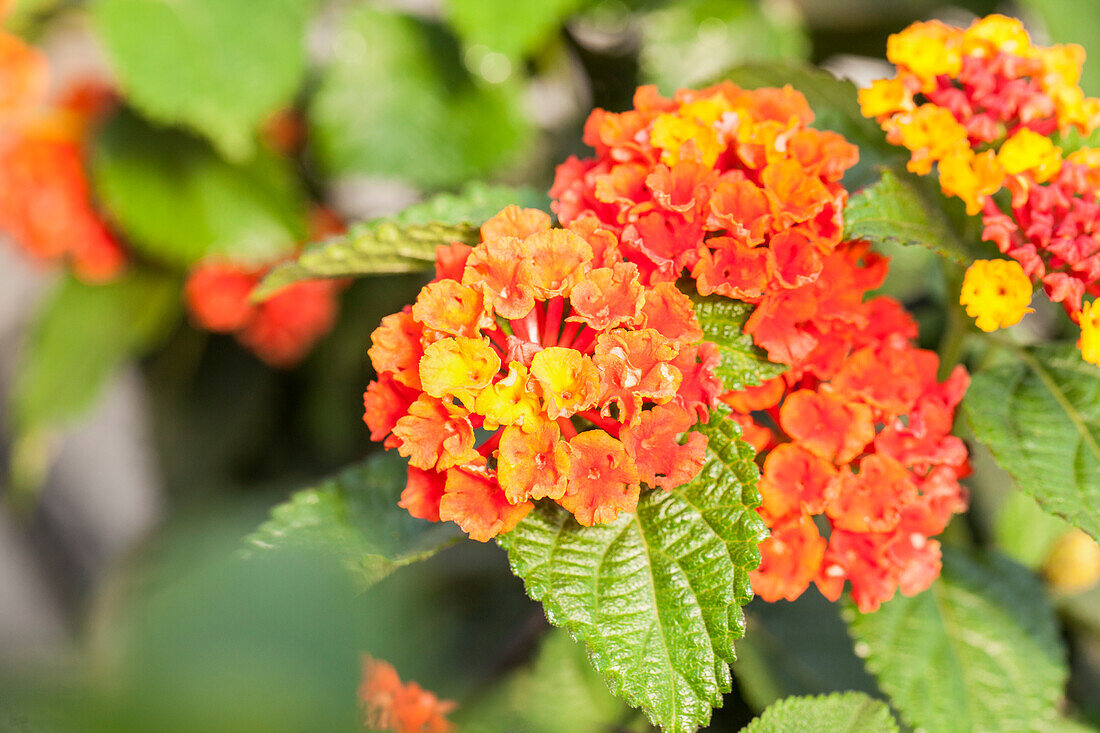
[937,261,972,380]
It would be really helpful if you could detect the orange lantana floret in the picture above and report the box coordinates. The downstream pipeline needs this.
[359,655,454,733]
[363,207,721,540]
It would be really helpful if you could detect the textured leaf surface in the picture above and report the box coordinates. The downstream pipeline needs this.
[692,296,786,391]
[741,693,898,733]
[844,169,969,264]
[246,453,458,589]
[254,183,544,298]
[639,0,807,93]
[14,270,180,431]
[847,550,1067,733]
[310,7,530,188]
[964,343,1100,541]
[499,415,766,733]
[92,0,312,160]
[92,110,307,268]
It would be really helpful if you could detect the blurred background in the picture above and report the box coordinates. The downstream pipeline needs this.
[1,0,1099,730]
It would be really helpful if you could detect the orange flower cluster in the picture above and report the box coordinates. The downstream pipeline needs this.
[0,29,126,281]
[551,82,858,301]
[359,655,454,733]
[724,260,971,612]
[362,206,722,541]
[551,83,971,611]
[862,15,1100,359]
[184,211,344,368]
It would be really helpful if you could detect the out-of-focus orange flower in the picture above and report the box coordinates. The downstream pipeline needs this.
[359,655,454,733]
[0,44,126,282]
[363,207,722,539]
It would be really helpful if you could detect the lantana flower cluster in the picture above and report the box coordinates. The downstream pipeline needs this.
[861,14,1100,363]
[551,83,970,612]
[362,206,722,541]
[0,24,126,282]
[184,210,345,368]
[359,655,454,733]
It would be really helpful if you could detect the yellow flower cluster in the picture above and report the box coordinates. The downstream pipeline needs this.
[859,15,1100,215]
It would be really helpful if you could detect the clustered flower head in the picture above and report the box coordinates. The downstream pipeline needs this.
[551,83,971,612]
[363,206,722,541]
[551,81,858,302]
[861,14,1100,364]
[184,210,345,368]
[359,655,454,733]
[0,28,126,282]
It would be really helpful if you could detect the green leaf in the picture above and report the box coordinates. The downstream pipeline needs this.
[718,62,904,188]
[1020,0,1100,98]
[995,490,1075,570]
[91,0,313,160]
[733,592,880,711]
[692,296,787,391]
[498,414,766,733]
[847,550,1068,733]
[310,7,531,188]
[245,453,459,589]
[92,110,307,269]
[253,221,477,300]
[741,693,898,733]
[964,343,1100,541]
[13,269,180,432]
[253,183,545,299]
[843,169,969,264]
[639,0,808,93]
[457,629,631,733]
[446,0,583,62]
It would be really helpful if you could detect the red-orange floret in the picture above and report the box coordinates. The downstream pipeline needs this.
[359,655,455,733]
[620,403,708,490]
[438,469,532,542]
[560,430,641,526]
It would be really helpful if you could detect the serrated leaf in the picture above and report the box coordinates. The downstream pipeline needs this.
[253,183,545,299]
[254,221,478,300]
[843,169,970,264]
[446,0,583,61]
[92,110,307,268]
[310,7,530,188]
[245,453,459,589]
[13,269,180,432]
[717,62,904,188]
[92,0,313,160]
[692,296,786,391]
[639,0,808,93]
[741,692,898,733]
[847,550,1068,733]
[964,343,1100,542]
[498,414,766,733]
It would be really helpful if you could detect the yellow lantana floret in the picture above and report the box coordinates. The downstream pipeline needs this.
[890,104,969,175]
[474,361,543,432]
[650,94,730,167]
[887,20,963,85]
[962,14,1032,57]
[529,347,600,419]
[858,78,913,119]
[938,149,1004,215]
[419,337,500,408]
[997,128,1062,182]
[1044,529,1100,593]
[959,259,1034,332]
[1079,300,1100,366]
